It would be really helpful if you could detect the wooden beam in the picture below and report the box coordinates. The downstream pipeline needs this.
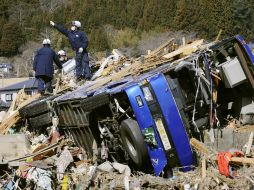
[215,29,223,42]
[87,60,141,91]
[234,43,254,88]
[234,125,254,133]
[246,132,254,155]
[17,93,40,110]
[148,38,175,56]
[0,111,21,134]
[202,157,206,179]
[231,157,254,165]
[0,93,41,134]
[54,77,61,95]
[163,39,204,59]
[190,138,210,156]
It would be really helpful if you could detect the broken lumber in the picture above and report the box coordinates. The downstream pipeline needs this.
[112,49,125,57]
[6,88,27,117]
[54,76,61,95]
[87,60,141,91]
[148,38,175,56]
[246,132,254,155]
[190,138,254,165]
[231,157,254,165]
[0,93,41,134]
[202,157,206,179]
[190,138,210,156]
[233,124,254,133]
[17,93,40,110]
[163,39,204,59]
[0,111,20,134]
[215,29,223,42]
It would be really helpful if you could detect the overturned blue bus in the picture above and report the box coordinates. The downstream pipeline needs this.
[21,35,254,176]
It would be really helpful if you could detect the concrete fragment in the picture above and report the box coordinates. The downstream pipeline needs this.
[97,161,114,172]
[130,179,141,190]
[0,134,30,163]
[112,162,131,176]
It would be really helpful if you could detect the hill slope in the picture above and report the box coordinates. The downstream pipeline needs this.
[0,0,253,56]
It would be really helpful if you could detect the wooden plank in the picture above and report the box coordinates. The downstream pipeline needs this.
[246,132,254,155]
[87,60,141,91]
[54,77,61,95]
[234,43,254,88]
[215,29,223,42]
[231,157,254,165]
[0,93,41,134]
[148,38,174,56]
[8,88,25,112]
[57,85,71,94]
[202,157,206,179]
[234,125,254,133]
[190,138,210,156]
[163,39,204,59]
[112,49,125,57]
[17,93,41,110]
[0,111,21,134]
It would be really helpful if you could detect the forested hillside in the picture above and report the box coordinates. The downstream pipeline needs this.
[0,0,253,57]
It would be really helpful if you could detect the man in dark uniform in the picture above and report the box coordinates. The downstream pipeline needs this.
[50,20,92,81]
[33,39,62,95]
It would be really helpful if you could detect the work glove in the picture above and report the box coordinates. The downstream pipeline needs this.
[78,47,83,53]
[50,21,55,26]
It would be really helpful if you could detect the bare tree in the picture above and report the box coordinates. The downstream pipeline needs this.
[39,0,68,13]
[12,41,41,77]
[8,2,37,26]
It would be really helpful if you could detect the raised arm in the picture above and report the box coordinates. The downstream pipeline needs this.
[50,21,69,37]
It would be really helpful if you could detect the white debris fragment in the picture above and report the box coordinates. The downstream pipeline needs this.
[87,165,97,178]
[31,134,48,145]
[97,161,114,172]
[27,167,52,190]
[56,146,74,181]
[124,176,130,190]
[112,162,131,176]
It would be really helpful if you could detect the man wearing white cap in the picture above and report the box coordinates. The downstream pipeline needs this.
[33,39,62,95]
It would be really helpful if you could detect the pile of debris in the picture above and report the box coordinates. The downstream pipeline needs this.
[0,125,253,189]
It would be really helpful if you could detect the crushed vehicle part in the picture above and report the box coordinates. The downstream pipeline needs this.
[19,95,57,118]
[29,112,52,128]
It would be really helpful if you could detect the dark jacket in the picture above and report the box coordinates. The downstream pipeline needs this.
[33,46,62,78]
[54,24,88,52]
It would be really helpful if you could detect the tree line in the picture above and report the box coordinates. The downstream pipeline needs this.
[0,0,253,57]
